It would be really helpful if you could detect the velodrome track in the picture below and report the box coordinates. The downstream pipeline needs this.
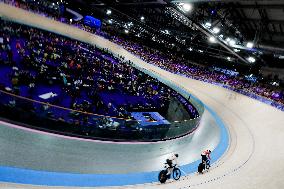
[0,3,284,189]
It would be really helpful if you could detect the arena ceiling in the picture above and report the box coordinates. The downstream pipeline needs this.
[66,0,284,68]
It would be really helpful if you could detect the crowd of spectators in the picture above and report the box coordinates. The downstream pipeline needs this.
[0,19,199,130]
[2,0,284,111]
[110,35,284,108]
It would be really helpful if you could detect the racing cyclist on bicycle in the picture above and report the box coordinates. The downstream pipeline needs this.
[166,153,178,175]
[201,149,211,167]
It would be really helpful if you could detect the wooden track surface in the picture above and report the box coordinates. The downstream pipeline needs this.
[0,3,284,189]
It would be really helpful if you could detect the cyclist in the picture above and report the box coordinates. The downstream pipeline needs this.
[201,149,211,167]
[166,153,178,175]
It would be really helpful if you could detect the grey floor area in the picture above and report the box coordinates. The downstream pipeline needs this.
[0,109,220,174]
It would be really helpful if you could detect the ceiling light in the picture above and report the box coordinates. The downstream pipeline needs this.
[127,22,133,27]
[247,57,256,63]
[212,27,220,34]
[205,22,211,28]
[108,19,113,24]
[246,42,254,48]
[226,37,231,42]
[164,29,170,34]
[209,36,216,43]
[140,16,145,21]
[229,39,236,46]
[227,57,231,61]
[183,3,193,12]
[106,9,112,15]
[124,29,129,34]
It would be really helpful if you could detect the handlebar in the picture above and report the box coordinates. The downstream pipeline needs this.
[164,163,178,168]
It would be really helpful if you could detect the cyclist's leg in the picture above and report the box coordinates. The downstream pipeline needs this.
[167,167,172,175]
[201,155,208,170]
[201,155,207,163]
[166,162,173,175]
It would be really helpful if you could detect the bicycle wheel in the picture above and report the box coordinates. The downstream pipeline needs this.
[173,168,181,180]
[158,170,167,183]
